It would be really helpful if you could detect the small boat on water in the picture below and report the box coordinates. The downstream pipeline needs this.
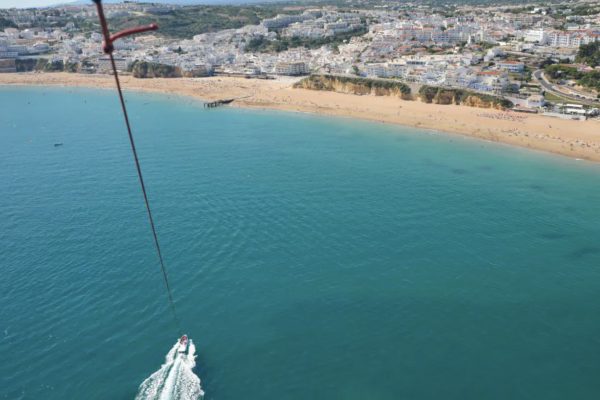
[178,334,189,354]
[54,143,63,147]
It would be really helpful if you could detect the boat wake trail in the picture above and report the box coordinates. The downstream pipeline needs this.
[135,338,204,400]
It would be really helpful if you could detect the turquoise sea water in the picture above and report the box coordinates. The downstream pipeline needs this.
[2,87,600,400]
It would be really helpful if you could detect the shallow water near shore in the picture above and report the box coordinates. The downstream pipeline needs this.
[2,86,600,400]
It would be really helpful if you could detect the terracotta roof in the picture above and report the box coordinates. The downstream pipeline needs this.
[478,70,502,76]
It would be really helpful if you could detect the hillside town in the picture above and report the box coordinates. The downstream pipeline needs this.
[1,1,600,118]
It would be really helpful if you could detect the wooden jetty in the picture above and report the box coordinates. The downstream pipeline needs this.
[204,99,235,108]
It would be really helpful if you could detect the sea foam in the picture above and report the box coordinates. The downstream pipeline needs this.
[135,338,204,400]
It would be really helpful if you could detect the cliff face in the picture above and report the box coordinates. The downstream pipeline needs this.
[295,75,412,100]
[295,76,513,110]
[371,85,410,98]
[131,61,182,78]
[461,95,507,110]
[419,86,512,110]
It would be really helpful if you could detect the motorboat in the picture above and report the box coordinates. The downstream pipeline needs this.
[178,335,188,354]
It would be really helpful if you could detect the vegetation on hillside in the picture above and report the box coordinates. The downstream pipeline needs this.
[0,16,16,30]
[94,6,288,39]
[544,64,581,80]
[544,64,600,93]
[419,85,513,109]
[504,6,535,14]
[567,4,600,17]
[578,71,600,93]
[245,27,367,53]
[284,0,538,7]
[576,42,600,68]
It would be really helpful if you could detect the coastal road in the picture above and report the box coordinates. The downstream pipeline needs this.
[533,69,599,106]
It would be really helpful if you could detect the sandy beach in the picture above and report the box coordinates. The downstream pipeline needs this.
[2,72,600,162]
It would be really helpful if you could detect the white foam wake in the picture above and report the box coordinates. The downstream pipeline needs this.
[135,338,204,400]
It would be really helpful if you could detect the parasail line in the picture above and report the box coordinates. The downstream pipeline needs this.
[92,0,181,335]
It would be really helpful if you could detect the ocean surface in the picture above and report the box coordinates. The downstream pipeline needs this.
[2,86,600,400]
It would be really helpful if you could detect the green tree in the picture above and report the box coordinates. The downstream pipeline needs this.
[578,71,600,92]
[544,64,582,80]
[0,17,16,30]
[576,42,600,67]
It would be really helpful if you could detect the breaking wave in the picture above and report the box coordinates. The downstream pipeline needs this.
[135,338,204,400]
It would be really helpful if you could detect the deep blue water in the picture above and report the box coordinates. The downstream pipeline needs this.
[2,87,600,399]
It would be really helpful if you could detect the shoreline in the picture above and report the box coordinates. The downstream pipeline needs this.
[2,72,600,162]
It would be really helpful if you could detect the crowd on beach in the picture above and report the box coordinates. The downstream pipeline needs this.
[477,112,527,122]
